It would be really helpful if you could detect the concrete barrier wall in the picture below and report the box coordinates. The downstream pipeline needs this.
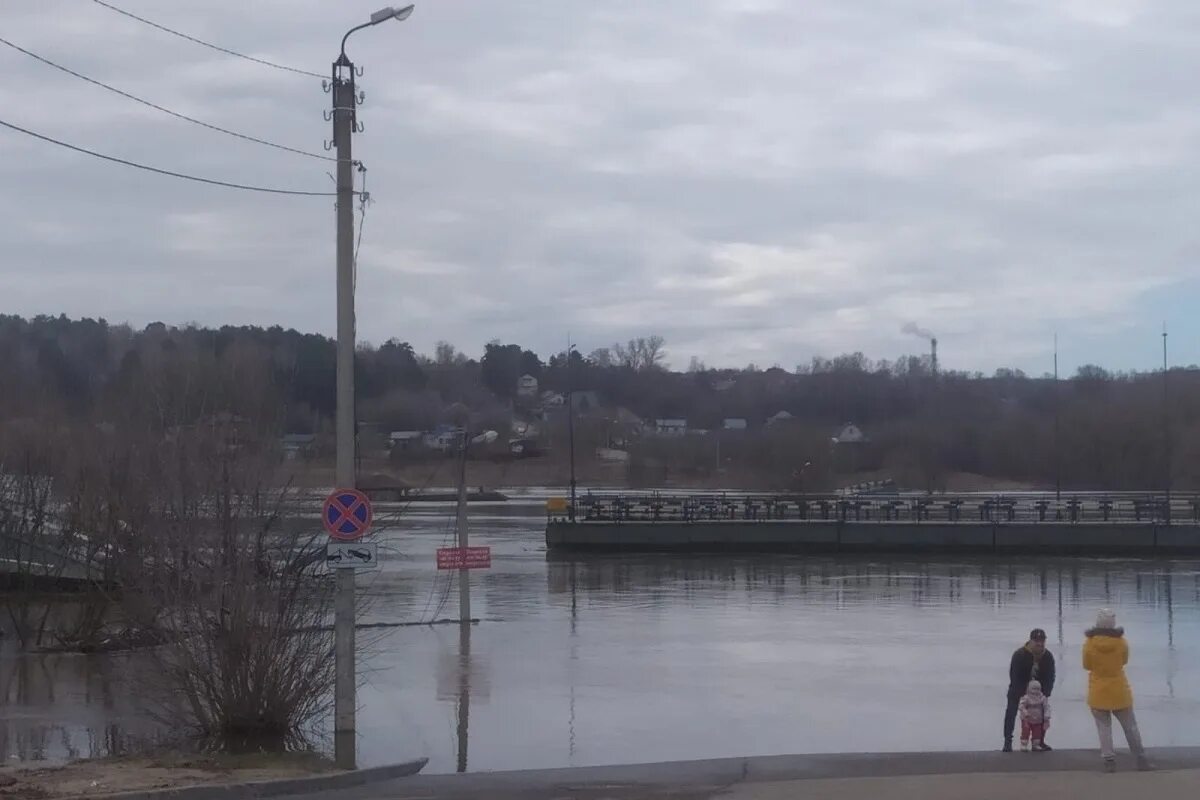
[996,524,1156,550]
[838,522,994,550]
[1156,526,1200,550]
[546,520,1200,554]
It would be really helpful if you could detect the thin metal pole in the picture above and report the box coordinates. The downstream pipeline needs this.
[457,432,471,624]
[456,618,471,773]
[567,341,577,522]
[1054,333,1060,502]
[332,55,358,771]
[1163,324,1170,524]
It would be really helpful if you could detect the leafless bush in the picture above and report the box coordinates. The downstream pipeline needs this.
[134,430,335,749]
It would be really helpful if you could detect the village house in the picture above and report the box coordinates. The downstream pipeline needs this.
[388,430,423,452]
[832,422,868,444]
[654,418,688,437]
[423,425,462,453]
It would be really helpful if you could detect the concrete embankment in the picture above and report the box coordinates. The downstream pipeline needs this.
[304,748,1200,799]
[545,520,1200,554]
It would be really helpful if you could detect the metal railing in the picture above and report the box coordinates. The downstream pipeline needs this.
[552,491,1199,525]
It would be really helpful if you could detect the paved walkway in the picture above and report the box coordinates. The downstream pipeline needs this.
[723,769,1200,800]
[305,748,1200,800]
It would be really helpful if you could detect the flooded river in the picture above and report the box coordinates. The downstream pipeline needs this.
[4,490,1200,773]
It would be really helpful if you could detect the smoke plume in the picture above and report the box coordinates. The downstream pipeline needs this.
[902,322,935,341]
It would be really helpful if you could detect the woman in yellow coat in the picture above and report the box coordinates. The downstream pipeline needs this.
[1083,609,1150,772]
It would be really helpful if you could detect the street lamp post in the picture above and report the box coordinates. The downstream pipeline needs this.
[331,4,414,771]
[567,343,578,522]
[1053,333,1060,503]
[1163,324,1170,525]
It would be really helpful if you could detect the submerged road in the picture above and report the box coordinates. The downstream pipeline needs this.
[304,748,1200,799]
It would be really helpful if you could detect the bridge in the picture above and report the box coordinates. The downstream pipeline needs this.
[546,491,1200,554]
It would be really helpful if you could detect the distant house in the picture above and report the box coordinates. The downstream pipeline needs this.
[832,422,868,444]
[766,410,795,426]
[423,425,463,452]
[713,378,737,392]
[595,447,630,463]
[517,374,539,399]
[280,433,316,460]
[723,418,748,431]
[388,431,423,451]
[654,419,688,437]
[831,422,879,472]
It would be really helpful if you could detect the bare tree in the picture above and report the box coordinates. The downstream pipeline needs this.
[433,341,469,367]
[587,347,614,368]
[611,336,667,371]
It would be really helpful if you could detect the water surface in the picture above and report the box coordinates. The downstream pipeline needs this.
[4,491,1199,773]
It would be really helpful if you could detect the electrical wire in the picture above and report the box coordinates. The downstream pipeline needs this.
[92,0,324,80]
[0,36,333,162]
[0,117,336,197]
[352,164,369,293]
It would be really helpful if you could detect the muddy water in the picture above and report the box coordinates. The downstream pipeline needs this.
[4,490,1200,773]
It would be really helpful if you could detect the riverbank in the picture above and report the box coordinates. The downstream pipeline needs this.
[0,752,336,798]
[284,460,1032,494]
[304,749,1200,799]
[4,748,1196,800]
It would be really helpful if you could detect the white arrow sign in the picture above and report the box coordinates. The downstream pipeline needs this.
[326,541,379,570]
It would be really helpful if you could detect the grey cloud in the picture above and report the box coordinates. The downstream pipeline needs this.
[0,0,1194,372]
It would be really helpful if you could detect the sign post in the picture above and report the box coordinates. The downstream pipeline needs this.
[436,546,492,570]
[323,487,372,770]
[324,489,373,541]
[326,541,379,570]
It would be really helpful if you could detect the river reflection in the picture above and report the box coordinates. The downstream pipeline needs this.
[6,502,1200,773]
[355,537,1200,773]
[0,651,154,763]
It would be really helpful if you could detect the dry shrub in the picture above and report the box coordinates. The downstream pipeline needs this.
[135,430,334,749]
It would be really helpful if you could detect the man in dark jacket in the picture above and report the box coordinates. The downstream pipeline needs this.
[1004,628,1056,752]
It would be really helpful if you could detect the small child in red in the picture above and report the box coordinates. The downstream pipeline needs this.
[1019,680,1052,752]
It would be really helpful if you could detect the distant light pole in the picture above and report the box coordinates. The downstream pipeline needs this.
[567,342,578,521]
[1053,333,1060,502]
[331,4,414,771]
[1163,324,1171,524]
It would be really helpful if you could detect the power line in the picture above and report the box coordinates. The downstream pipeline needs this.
[353,164,370,292]
[0,117,335,197]
[92,0,325,80]
[0,36,332,162]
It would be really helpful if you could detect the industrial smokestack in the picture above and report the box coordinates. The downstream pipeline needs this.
[901,323,938,374]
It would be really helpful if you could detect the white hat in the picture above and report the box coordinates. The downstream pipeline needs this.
[1096,608,1117,629]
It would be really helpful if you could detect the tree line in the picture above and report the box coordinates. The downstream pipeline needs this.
[1,314,1197,491]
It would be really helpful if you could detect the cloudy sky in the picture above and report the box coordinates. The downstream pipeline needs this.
[2,0,1197,374]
